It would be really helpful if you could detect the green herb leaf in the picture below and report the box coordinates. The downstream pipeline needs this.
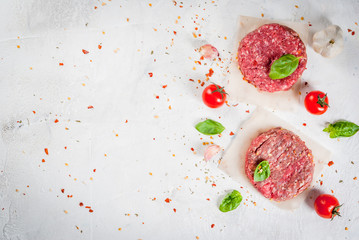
[195,119,225,135]
[254,160,271,182]
[323,121,359,138]
[219,190,242,212]
[269,54,301,80]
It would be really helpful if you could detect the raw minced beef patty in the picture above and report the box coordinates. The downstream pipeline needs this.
[245,127,314,201]
[237,23,307,92]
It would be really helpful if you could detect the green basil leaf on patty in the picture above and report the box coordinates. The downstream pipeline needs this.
[269,54,302,80]
[254,160,271,182]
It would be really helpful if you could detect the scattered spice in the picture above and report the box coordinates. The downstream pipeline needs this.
[59,63,64,66]
[173,208,176,212]
[54,119,59,123]
[148,73,153,77]
[162,85,167,88]
[328,161,334,167]
[211,224,215,228]
[82,49,89,54]
[44,148,49,155]
[79,202,84,207]
[229,131,234,136]
[61,189,65,193]
[165,198,172,203]
[88,105,94,109]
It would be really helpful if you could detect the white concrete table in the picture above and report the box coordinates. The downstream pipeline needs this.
[0,0,358,239]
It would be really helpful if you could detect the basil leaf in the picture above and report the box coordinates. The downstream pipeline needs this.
[269,54,301,80]
[323,121,359,138]
[254,160,270,182]
[195,119,225,135]
[219,190,242,212]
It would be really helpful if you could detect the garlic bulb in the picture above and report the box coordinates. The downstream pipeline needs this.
[312,25,344,58]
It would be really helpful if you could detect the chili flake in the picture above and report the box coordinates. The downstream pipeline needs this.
[98,44,102,49]
[303,123,307,126]
[61,189,65,193]
[148,73,153,77]
[88,105,94,109]
[229,131,234,136]
[42,159,45,163]
[173,208,176,212]
[82,49,89,54]
[162,85,167,88]
[44,148,49,155]
[328,161,334,167]
[211,224,215,228]
[89,209,93,213]
[54,119,59,123]
[165,198,171,203]
[79,202,84,207]
[59,63,64,66]
[353,177,357,180]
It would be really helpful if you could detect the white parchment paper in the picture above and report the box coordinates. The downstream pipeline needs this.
[219,108,331,210]
[227,16,309,111]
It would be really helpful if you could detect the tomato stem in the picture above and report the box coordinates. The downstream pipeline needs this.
[211,83,228,99]
[331,203,343,221]
[317,93,329,108]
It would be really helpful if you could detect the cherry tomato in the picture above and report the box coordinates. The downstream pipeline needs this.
[304,91,329,115]
[202,84,227,108]
[314,194,342,220]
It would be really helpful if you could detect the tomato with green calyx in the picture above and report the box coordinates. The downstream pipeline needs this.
[304,91,329,115]
[314,194,342,220]
[202,84,227,108]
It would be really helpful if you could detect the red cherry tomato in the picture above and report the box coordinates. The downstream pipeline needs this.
[202,84,227,108]
[314,194,342,220]
[304,91,329,115]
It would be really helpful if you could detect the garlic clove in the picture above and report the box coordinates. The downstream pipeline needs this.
[204,144,222,162]
[312,25,344,58]
[199,44,219,60]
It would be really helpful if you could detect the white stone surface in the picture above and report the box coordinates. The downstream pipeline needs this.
[0,0,358,239]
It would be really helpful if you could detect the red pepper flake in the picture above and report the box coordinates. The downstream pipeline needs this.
[93,169,96,172]
[190,147,194,151]
[85,206,91,208]
[148,72,153,77]
[64,146,67,149]
[79,202,84,207]
[94,6,97,9]
[98,44,102,49]
[82,49,89,54]
[173,31,177,35]
[156,96,159,99]
[54,119,59,123]
[88,105,94,109]
[348,29,352,32]
[212,183,216,187]
[33,111,36,114]
[328,161,334,167]
[61,189,65,193]
[67,195,73,198]
[44,148,49,155]
[89,209,94,213]
[205,68,214,78]
[42,159,45,163]
[189,79,194,82]
[200,82,205,87]
[173,208,176,212]
[245,110,250,113]
[211,224,215,228]
[206,198,210,201]
[352,31,355,36]
[59,63,64,66]
[303,123,307,126]
[162,85,167,89]
[165,198,171,203]
[229,131,234,136]
[125,120,128,123]
[320,180,323,186]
